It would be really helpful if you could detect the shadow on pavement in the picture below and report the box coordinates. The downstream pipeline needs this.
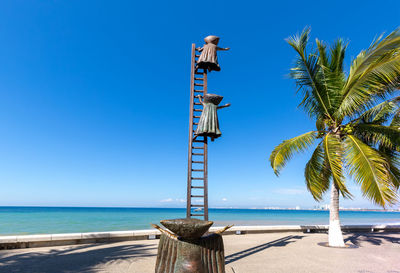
[0,242,157,273]
[225,235,303,264]
[345,232,400,246]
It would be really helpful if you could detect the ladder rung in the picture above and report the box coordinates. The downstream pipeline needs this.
[192,147,204,149]
[193,116,201,118]
[191,186,204,188]
[191,204,204,207]
[192,177,205,180]
[194,83,204,86]
[192,161,204,163]
[194,90,204,93]
[192,169,204,172]
[195,54,200,57]
[193,122,199,125]
[194,109,202,112]
[193,139,205,142]
[192,153,204,156]
[194,78,203,81]
[194,102,202,105]
[191,214,204,216]
[191,195,204,198]
[195,72,204,75]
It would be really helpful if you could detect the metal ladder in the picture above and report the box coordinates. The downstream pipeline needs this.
[186,44,209,220]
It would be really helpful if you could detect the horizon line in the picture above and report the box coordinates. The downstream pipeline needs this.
[0,205,398,211]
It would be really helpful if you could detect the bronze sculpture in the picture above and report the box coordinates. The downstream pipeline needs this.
[152,219,232,273]
[196,35,230,72]
[153,37,232,273]
[195,94,230,141]
[187,37,230,220]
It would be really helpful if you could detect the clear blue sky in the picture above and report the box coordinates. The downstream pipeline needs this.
[0,0,399,209]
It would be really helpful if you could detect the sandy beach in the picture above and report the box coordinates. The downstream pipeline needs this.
[1,231,399,273]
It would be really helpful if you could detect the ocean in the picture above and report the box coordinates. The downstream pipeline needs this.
[0,207,399,235]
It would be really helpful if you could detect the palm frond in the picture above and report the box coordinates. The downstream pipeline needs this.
[317,39,347,117]
[329,39,347,73]
[391,112,400,127]
[286,29,333,121]
[270,131,317,175]
[353,124,400,151]
[388,165,400,189]
[305,142,331,201]
[323,133,352,198]
[338,29,400,118]
[344,135,398,207]
[357,100,399,124]
[286,27,311,56]
[379,147,400,190]
[316,39,329,67]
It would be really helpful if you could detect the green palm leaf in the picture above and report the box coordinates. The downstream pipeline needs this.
[286,28,333,121]
[338,29,400,118]
[304,142,331,201]
[316,39,347,116]
[391,112,400,127]
[328,39,346,73]
[353,124,400,151]
[344,135,398,207]
[323,133,352,198]
[270,131,317,175]
[358,100,399,124]
[379,147,400,190]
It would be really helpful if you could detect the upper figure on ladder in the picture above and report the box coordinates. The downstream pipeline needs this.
[196,35,229,72]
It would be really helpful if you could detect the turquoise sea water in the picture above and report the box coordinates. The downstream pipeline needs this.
[0,207,399,235]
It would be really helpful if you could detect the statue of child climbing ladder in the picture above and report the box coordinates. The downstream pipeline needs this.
[195,35,231,141]
[195,94,230,141]
[196,35,230,72]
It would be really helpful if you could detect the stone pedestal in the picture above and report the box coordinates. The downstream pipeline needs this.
[152,218,229,273]
[155,233,225,273]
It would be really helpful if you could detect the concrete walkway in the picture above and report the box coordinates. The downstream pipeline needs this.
[0,232,399,273]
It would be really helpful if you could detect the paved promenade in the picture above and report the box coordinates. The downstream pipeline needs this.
[0,232,399,273]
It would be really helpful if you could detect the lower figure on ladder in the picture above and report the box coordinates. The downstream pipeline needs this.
[194,94,230,142]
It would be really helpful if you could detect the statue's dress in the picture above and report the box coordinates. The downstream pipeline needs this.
[197,43,220,72]
[195,102,221,139]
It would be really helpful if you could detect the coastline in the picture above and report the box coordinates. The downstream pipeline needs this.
[1,206,400,235]
[1,224,400,250]
[1,205,399,211]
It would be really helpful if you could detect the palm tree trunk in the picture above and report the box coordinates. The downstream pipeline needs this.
[328,182,345,247]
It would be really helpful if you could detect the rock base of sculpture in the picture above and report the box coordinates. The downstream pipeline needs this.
[152,218,231,273]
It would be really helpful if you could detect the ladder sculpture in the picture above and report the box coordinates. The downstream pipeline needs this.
[186,44,209,220]
[151,36,230,273]
[186,37,230,221]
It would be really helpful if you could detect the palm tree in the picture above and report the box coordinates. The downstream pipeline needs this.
[270,28,400,247]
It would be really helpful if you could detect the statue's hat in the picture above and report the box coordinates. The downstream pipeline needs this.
[204,94,223,105]
[204,35,220,45]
